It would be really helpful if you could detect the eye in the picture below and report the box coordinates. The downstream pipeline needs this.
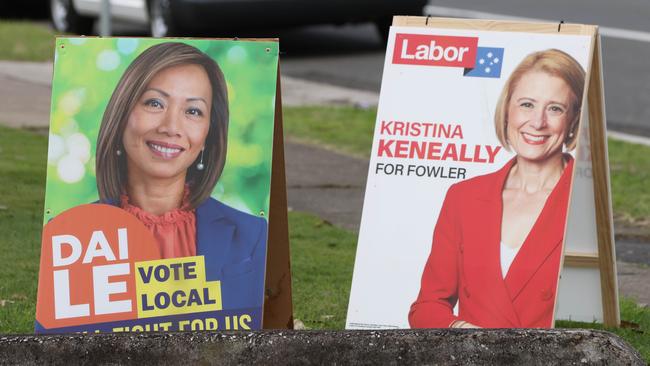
[519,101,534,109]
[186,107,204,117]
[143,98,164,109]
[548,105,565,115]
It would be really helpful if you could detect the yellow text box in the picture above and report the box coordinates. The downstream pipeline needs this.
[135,256,222,318]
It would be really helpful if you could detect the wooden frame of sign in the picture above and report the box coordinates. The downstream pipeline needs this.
[263,67,294,329]
[392,15,620,327]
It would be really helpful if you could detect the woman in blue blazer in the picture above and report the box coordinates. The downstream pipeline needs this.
[94,43,268,314]
[35,42,270,334]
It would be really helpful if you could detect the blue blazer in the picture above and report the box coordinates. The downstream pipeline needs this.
[194,197,268,311]
[106,196,268,311]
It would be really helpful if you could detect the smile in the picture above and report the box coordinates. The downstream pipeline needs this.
[521,132,549,145]
[146,141,185,159]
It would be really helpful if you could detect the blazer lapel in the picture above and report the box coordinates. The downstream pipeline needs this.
[504,158,574,302]
[476,159,521,327]
[195,199,235,280]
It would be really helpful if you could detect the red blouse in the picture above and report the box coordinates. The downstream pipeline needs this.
[120,189,197,259]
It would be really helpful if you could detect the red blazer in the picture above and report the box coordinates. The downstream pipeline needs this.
[409,157,574,328]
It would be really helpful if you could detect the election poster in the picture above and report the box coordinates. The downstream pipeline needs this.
[346,19,598,329]
[36,38,280,333]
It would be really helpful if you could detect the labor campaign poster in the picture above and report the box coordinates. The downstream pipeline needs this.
[347,24,593,329]
[36,38,279,333]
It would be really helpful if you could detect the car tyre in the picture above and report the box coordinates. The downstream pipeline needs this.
[50,0,94,34]
[149,0,183,37]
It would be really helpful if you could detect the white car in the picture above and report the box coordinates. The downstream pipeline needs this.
[49,0,426,38]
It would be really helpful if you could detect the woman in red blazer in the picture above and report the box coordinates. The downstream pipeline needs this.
[409,49,586,328]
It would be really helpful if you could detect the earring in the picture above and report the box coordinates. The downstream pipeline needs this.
[116,149,122,156]
[569,132,574,138]
[196,149,205,171]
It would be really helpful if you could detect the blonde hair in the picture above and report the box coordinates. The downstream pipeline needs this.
[494,49,585,151]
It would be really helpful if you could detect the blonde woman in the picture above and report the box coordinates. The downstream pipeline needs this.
[410,49,585,328]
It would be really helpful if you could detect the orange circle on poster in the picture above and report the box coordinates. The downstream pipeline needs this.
[36,204,160,329]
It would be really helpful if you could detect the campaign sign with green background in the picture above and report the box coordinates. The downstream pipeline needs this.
[36,38,278,334]
[45,37,278,222]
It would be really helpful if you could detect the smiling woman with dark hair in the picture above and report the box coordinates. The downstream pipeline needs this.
[95,42,267,311]
[96,42,228,210]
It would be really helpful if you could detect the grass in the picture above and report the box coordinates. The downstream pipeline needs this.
[0,21,57,62]
[284,105,650,225]
[283,106,376,158]
[557,298,650,361]
[609,138,650,225]
[289,212,356,329]
[0,126,46,332]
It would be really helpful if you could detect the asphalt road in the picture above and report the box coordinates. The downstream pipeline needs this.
[277,24,385,91]
[428,0,650,33]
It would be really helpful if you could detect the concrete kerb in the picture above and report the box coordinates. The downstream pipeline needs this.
[0,329,644,365]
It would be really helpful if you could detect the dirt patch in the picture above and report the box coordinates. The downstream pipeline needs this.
[615,216,650,242]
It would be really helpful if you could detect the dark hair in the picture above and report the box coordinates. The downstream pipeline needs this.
[96,42,229,208]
